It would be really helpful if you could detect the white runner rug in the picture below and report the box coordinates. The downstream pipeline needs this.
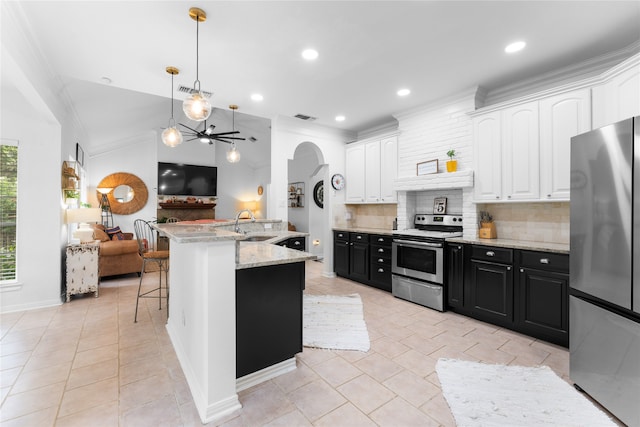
[303,294,370,352]
[436,358,616,427]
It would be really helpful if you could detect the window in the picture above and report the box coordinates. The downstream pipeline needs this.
[0,140,18,283]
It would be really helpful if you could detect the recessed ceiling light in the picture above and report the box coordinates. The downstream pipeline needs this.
[251,93,264,102]
[397,88,411,97]
[302,49,319,60]
[505,41,526,53]
[335,115,346,122]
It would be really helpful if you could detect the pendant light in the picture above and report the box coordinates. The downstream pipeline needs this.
[226,105,241,163]
[183,7,212,122]
[162,66,183,147]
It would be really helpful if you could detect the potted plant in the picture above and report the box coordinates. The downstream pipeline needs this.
[446,149,457,172]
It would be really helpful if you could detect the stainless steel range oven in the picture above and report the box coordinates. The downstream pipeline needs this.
[392,214,463,311]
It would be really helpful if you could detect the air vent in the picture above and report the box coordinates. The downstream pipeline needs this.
[294,113,317,121]
[177,85,213,98]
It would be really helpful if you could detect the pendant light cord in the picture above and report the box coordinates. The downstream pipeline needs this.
[194,16,200,91]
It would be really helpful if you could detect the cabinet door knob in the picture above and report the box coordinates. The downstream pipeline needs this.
[540,258,549,264]
[507,266,511,271]
[520,268,524,272]
[486,251,495,257]
[378,268,384,273]
[496,196,500,199]
[547,194,551,198]
[507,195,512,199]
[457,245,462,250]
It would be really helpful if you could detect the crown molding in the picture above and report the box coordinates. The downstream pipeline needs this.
[483,41,640,107]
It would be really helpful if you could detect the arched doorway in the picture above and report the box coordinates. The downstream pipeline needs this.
[288,142,327,260]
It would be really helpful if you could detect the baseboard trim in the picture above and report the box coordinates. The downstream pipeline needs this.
[236,357,297,392]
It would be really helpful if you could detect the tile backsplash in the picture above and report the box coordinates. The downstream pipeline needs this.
[477,202,569,244]
[333,204,397,230]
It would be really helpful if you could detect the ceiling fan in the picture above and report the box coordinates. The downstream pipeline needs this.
[179,120,245,145]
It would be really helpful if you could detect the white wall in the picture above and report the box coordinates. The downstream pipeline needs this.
[271,116,355,276]
[0,47,83,311]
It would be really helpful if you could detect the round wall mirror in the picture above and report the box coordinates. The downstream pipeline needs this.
[113,185,134,203]
[97,172,148,215]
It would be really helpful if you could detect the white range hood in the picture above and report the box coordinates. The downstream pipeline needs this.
[394,170,474,192]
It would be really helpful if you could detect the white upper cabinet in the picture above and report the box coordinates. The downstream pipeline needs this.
[364,140,381,202]
[592,56,640,128]
[345,143,366,203]
[379,136,398,202]
[473,112,502,201]
[502,101,540,201]
[473,102,540,202]
[539,88,591,200]
[345,136,398,204]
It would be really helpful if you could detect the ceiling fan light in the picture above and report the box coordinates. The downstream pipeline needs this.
[162,126,183,147]
[183,92,212,121]
[226,144,241,163]
[199,137,210,144]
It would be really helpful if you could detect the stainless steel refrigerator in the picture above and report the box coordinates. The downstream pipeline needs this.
[570,115,640,427]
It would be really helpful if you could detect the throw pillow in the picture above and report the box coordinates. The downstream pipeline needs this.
[93,228,110,242]
[106,226,122,236]
[111,232,126,241]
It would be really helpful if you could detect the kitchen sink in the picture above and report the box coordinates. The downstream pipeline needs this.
[243,235,276,242]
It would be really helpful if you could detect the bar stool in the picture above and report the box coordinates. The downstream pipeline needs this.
[133,219,170,323]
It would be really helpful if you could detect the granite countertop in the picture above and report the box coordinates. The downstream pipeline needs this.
[447,237,570,254]
[236,242,316,269]
[153,223,244,244]
[332,227,395,236]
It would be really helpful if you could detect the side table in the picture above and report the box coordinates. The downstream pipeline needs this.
[66,242,100,302]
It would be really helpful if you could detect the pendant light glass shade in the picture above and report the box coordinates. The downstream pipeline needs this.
[183,7,211,122]
[162,66,184,147]
[226,143,241,163]
[183,91,211,121]
[162,122,183,147]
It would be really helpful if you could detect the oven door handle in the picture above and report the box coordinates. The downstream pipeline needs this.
[393,239,443,248]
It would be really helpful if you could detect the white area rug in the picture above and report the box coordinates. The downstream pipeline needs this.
[303,294,370,352]
[436,358,616,427]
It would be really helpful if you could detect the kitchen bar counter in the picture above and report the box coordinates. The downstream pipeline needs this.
[447,237,569,254]
[237,242,315,269]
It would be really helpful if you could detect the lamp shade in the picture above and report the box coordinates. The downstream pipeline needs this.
[96,187,113,194]
[183,92,212,121]
[66,208,101,225]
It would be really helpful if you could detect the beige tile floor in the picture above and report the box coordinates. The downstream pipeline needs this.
[0,260,618,426]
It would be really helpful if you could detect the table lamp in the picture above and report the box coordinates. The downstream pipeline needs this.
[66,208,101,243]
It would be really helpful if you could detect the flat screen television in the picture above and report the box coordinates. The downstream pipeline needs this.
[157,162,217,196]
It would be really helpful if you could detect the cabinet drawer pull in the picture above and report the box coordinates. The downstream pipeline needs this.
[520,268,524,273]
[378,238,384,242]
[507,266,511,271]
[378,268,384,273]
[457,245,462,250]
[294,241,301,245]
[356,235,362,239]
[338,233,344,238]
[378,258,384,263]
[540,258,549,264]
[486,251,495,257]
[378,248,385,253]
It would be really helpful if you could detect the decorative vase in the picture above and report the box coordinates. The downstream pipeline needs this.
[446,160,458,172]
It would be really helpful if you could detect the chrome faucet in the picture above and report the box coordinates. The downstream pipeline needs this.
[234,209,256,233]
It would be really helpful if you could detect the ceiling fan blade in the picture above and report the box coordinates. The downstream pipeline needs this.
[217,136,246,141]
[185,137,201,142]
[211,130,242,136]
[179,123,200,133]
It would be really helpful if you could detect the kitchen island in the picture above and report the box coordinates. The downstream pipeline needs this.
[153,222,314,424]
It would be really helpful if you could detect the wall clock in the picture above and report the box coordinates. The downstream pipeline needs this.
[331,173,345,190]
[313,181,324,208]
